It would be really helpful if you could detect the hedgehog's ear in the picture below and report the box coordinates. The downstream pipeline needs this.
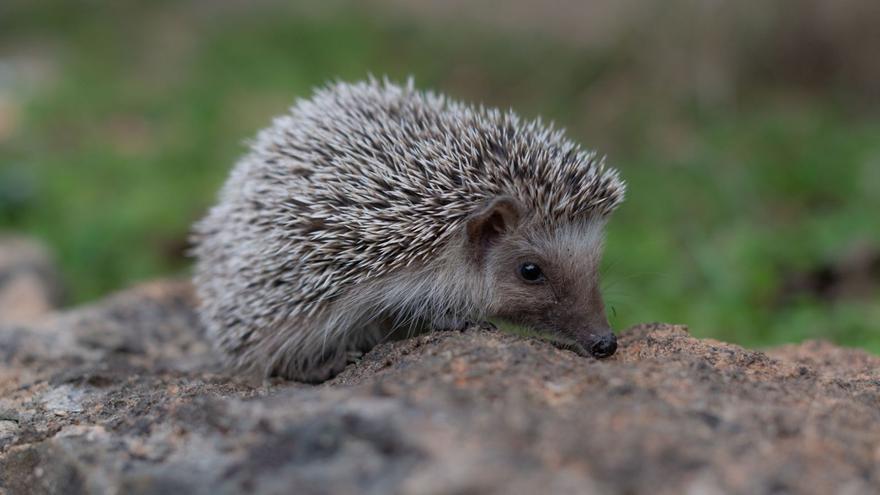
[465,196,522,262]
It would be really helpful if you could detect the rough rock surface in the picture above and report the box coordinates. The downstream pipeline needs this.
[1,280,879,495]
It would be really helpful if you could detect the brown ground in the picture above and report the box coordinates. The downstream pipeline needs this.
[1,279,879,495]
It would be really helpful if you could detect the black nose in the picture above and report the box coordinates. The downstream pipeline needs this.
[589,333,617,358]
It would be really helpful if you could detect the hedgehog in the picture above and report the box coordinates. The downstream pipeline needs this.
[192,78,626,382]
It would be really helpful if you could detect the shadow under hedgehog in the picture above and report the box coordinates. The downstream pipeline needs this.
[192,78,626,383]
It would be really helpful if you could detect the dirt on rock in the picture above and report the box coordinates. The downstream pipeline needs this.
[0,280,879,495]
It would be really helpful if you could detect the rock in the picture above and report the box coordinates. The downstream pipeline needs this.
[0,235,63,324]
[1,281,879,494]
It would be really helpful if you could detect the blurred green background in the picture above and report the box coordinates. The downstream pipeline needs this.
[1,0,878,350]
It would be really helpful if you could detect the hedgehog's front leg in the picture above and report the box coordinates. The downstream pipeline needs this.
[300,347,350,383]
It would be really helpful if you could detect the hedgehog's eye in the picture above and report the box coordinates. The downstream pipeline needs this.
[519,262,545,283]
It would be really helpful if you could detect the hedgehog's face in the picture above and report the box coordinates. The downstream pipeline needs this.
[466,197,617,359]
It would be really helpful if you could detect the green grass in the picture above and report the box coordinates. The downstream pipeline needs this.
[1,1,878,352]
[605,107,880,349]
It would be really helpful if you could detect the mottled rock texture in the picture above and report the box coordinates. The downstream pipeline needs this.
[1,280,879,495]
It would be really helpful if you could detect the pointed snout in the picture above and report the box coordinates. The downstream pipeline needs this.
[573,326,617,359]
[587,333,617,358]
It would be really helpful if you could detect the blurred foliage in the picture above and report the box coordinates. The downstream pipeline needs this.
[1,0,878,351]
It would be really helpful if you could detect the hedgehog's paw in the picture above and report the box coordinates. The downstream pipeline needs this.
[346,349,365,364]
[278,347,350,384]
[297,357,348,384]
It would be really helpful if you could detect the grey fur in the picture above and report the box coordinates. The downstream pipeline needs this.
[192,78,625,382]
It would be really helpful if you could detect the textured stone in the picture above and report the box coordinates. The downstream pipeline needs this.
[1,280,879,494]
